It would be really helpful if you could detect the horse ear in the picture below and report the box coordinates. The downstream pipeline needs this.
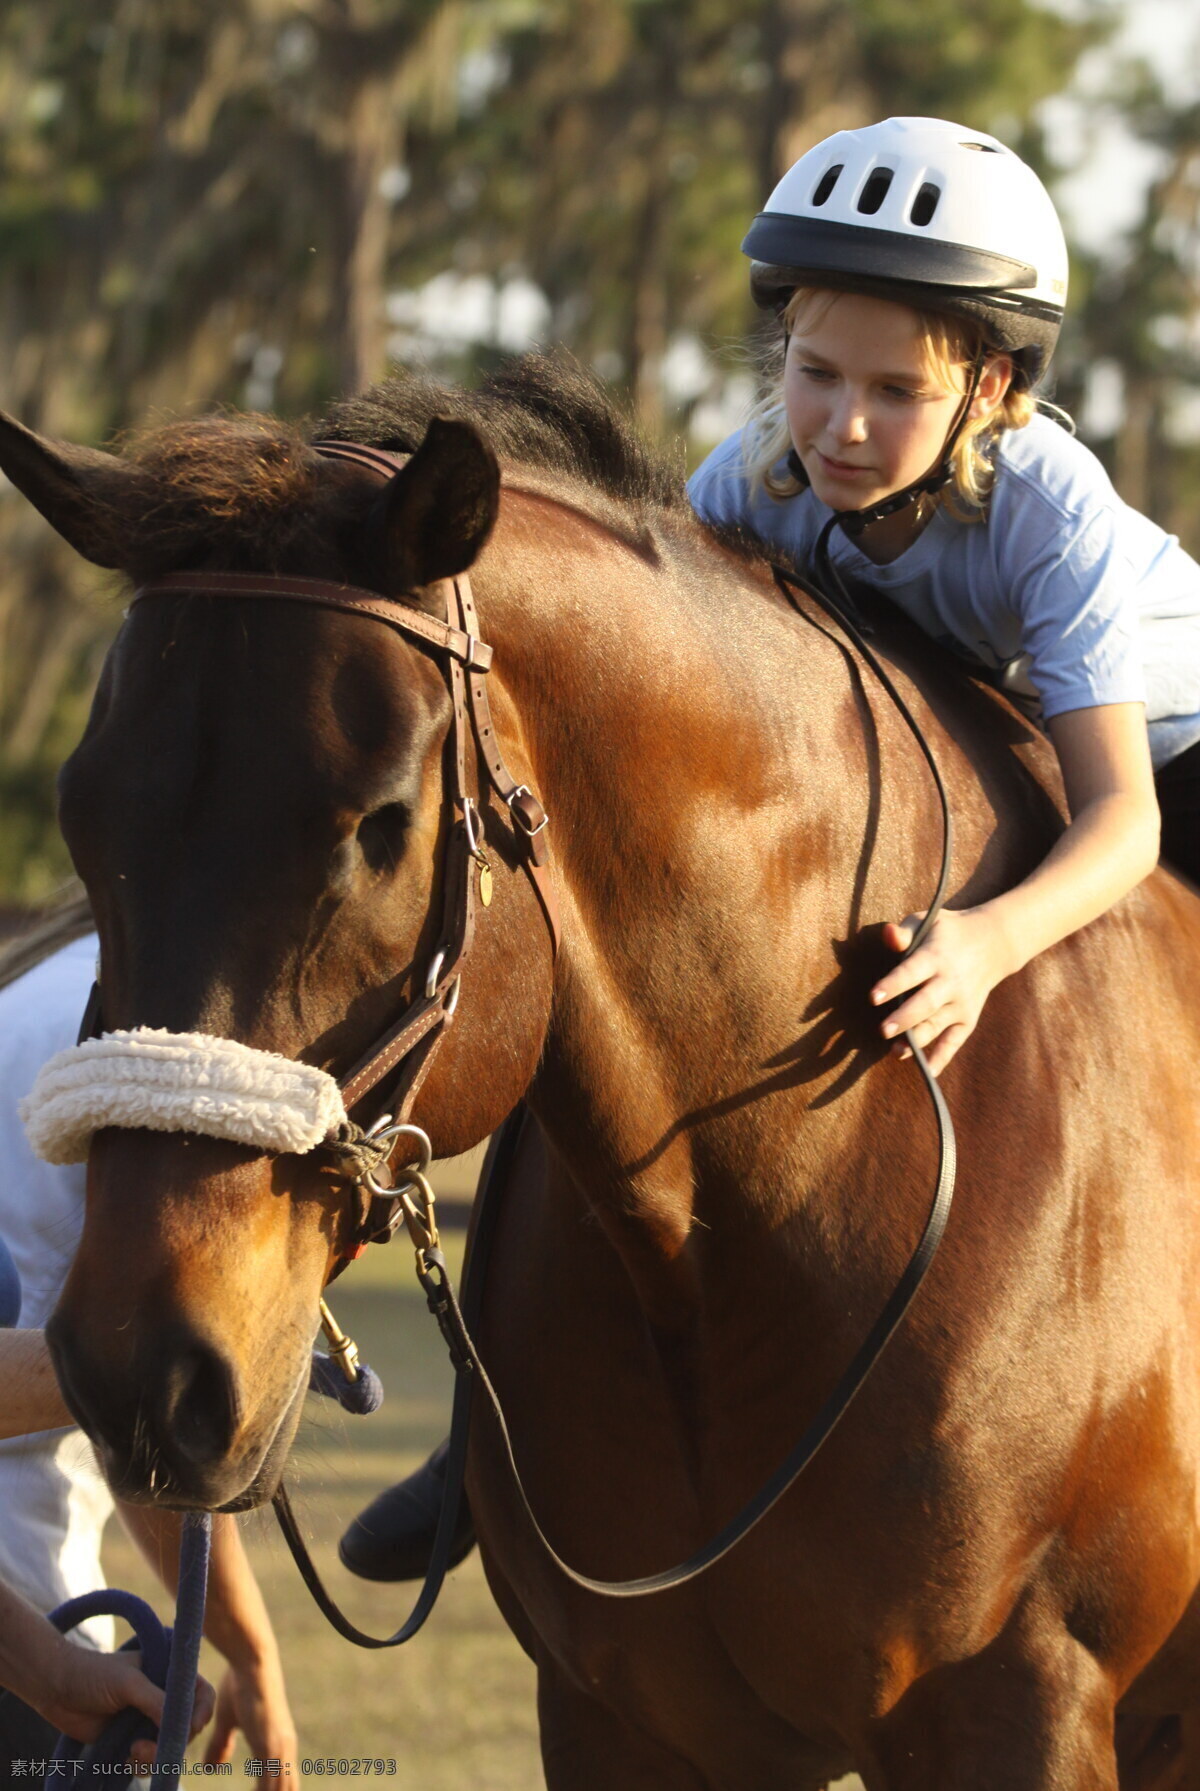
[369,416,500,591]
[0,409,150,569]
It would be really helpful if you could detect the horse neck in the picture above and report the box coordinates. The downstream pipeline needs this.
[479,490,945,1315]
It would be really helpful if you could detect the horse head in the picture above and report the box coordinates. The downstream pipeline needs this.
[0,404,555,1508]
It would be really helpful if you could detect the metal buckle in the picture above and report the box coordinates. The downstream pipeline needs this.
[507,784,549,837]
[424,949,446,999]
[462,797,483,855]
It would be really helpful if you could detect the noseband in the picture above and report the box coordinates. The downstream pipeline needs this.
[46,441,559,1259]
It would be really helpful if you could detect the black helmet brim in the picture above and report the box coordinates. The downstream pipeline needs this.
[743,214,1042,295]
[745,216,1063,387]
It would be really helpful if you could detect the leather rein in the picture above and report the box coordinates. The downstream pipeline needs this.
[118,446,959,1636]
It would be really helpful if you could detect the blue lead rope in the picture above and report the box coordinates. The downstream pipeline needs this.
[155,1512,212,1769]
[49,1512,211,1778]
[0,1233,21,1328]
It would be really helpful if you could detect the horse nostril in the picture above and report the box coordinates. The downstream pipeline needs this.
[157,1341,241,1469]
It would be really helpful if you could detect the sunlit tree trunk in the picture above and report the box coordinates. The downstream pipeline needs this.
[330,71,396,396]
[628,133,670,434]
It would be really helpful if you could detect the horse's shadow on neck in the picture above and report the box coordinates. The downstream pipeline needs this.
[619,924,893,1183]
[617,629,894,1182]
[619,649,1063,1186]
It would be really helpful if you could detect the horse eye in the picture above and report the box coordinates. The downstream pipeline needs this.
[356,802,411,873]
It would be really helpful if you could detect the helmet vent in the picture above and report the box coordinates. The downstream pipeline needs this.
[811,164,843,207]
[910,182,941,227]
[961,141,1001,153]
[856,168,894,215]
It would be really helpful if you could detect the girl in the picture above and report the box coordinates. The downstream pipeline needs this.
[689,114,1200,1075]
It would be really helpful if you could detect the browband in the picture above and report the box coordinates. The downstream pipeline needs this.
[131,570,494,673]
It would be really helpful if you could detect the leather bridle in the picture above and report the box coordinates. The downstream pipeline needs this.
[126,441,559,1258]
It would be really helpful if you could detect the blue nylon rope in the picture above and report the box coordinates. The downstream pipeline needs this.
[155,1512,211,1769]
[49,1513,210,1777]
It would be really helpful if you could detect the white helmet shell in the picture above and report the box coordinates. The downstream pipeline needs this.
[744,116,1068,384]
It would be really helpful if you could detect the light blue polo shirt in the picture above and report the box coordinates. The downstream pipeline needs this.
[688,413,1200,769]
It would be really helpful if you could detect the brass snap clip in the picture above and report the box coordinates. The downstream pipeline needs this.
[396,1168,440,1271]
[319,1297,361,1384]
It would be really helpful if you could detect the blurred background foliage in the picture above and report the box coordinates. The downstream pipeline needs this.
[0,0,1198,902]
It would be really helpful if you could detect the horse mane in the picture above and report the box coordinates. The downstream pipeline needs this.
[318,353,689,517]
[112,354,695,577]
[0,883,94,992]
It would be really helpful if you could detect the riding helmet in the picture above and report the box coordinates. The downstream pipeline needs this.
[743,116,1068,388]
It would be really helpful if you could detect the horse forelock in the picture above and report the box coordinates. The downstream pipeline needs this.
[117,412,360,580]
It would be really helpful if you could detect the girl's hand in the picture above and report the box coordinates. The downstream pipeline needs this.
[870,907,1014,1076]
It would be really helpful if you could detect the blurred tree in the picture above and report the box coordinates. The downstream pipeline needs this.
[0,0,463,900]
[1065,71,1200,552]
[405,0,1110,432]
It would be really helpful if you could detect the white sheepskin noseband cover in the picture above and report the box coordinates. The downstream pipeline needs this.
[20,1028,348,1166]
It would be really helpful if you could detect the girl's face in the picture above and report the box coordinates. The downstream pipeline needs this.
[784,291,994,515]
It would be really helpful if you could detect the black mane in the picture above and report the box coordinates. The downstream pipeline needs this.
[317,352,688,514]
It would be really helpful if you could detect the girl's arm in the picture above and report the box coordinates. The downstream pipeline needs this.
[0,1328,71,1437]
[871,701,1160,1074]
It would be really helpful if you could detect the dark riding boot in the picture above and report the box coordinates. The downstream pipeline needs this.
[338,1438,476,1582]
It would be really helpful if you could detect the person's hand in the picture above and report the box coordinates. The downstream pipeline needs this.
[870,907,1013,1076]
[39,1630,213,1758]
[204,1653,298,1776]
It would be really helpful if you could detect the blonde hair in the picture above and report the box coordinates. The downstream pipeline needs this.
[741,287,1036,519]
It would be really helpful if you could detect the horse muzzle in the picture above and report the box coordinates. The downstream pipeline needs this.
[46,1298,310,1510]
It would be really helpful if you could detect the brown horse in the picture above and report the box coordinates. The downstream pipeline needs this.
[3,359,1200,1789]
